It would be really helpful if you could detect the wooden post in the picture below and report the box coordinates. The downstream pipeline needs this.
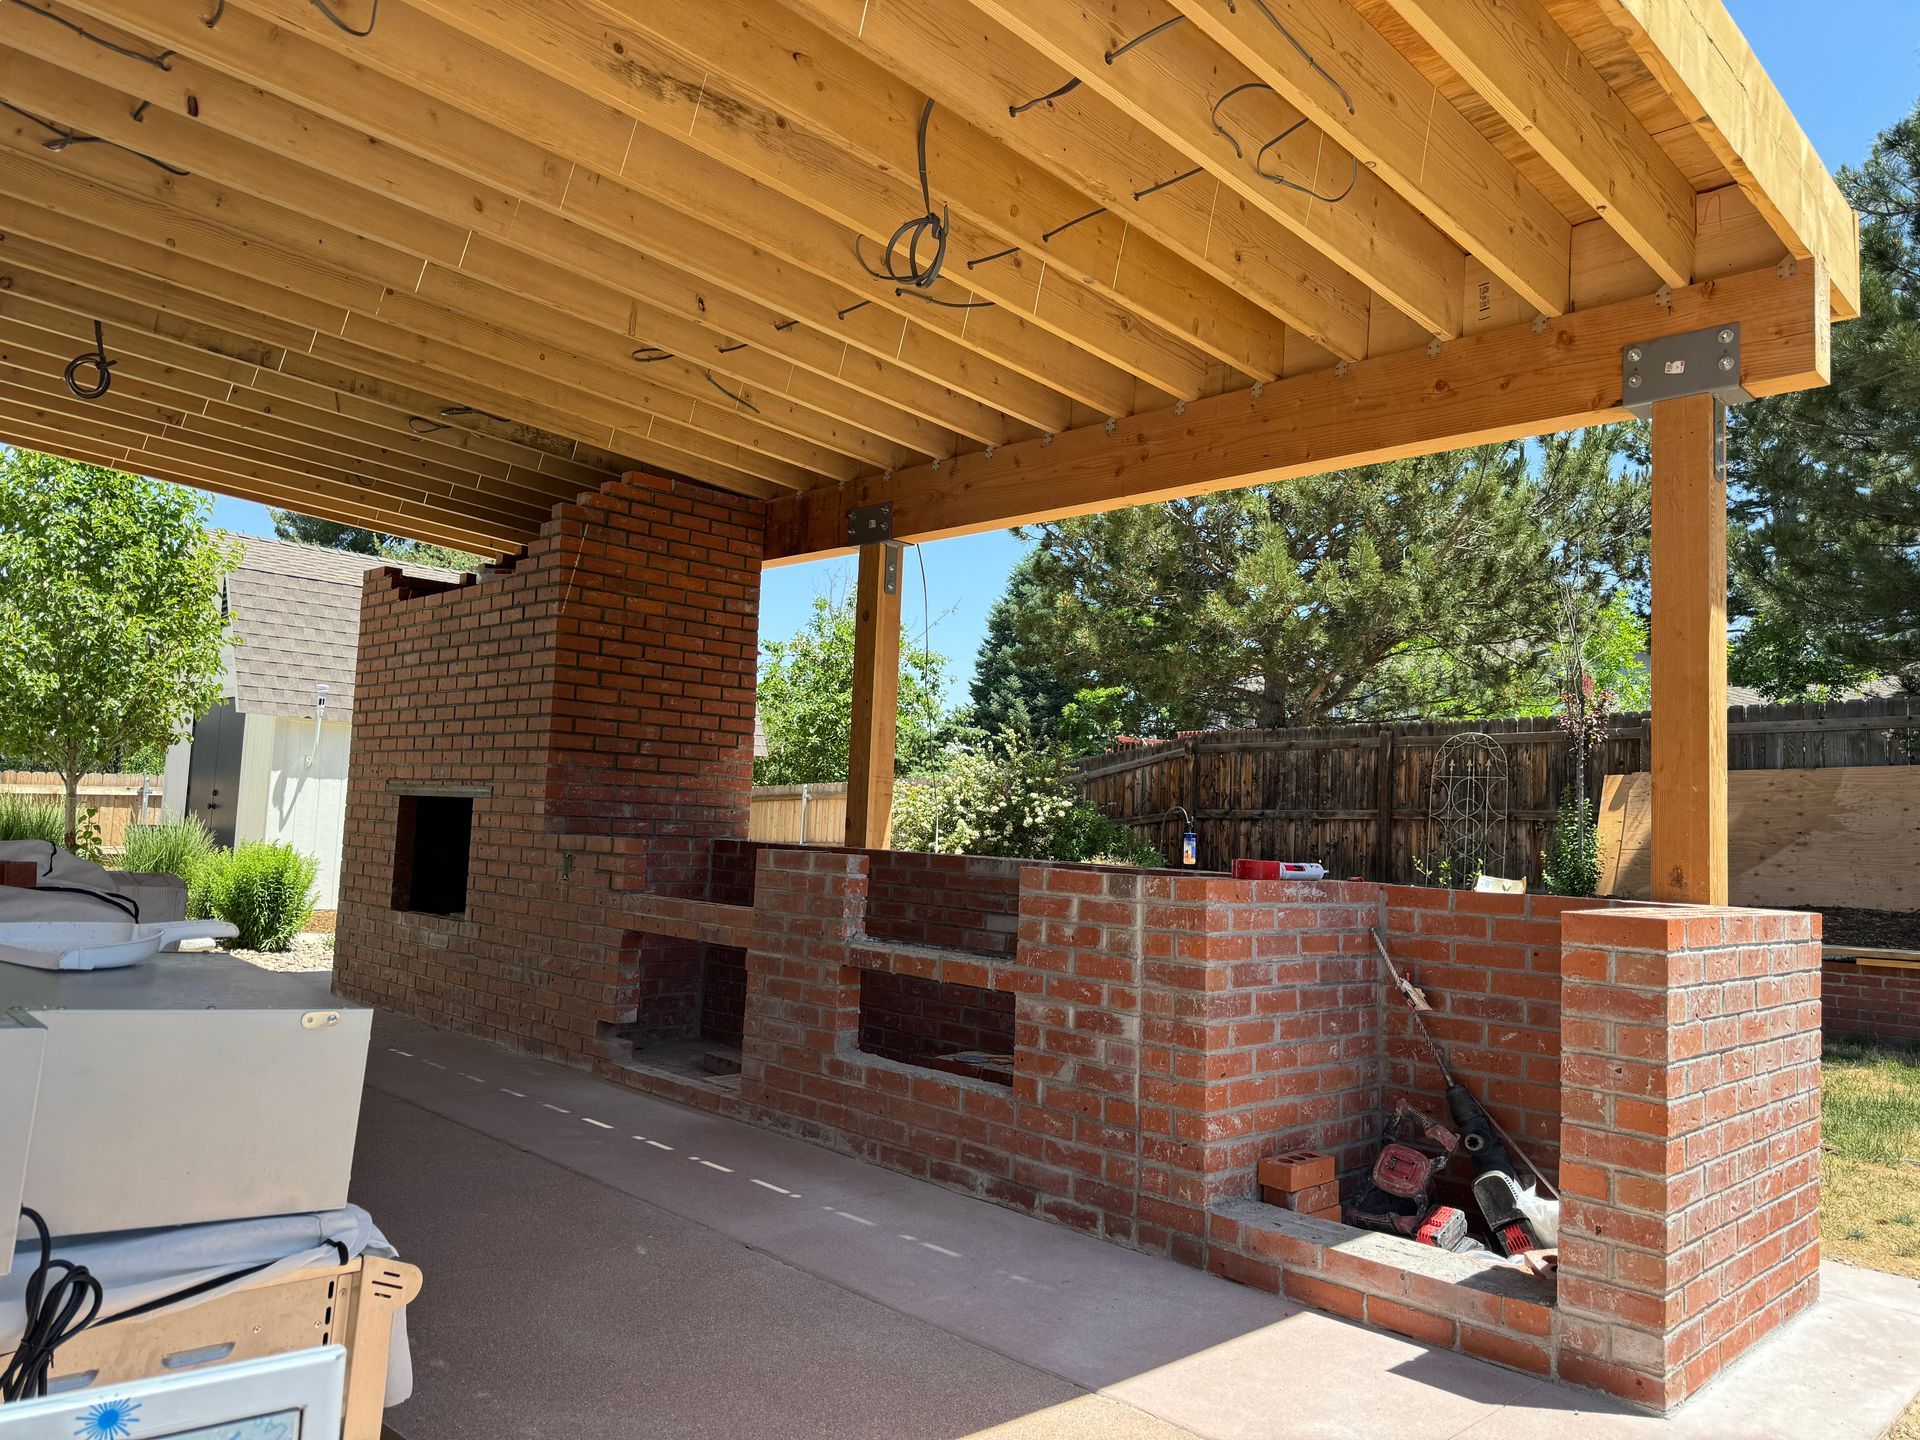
[844,541,902,849]
[1649,394,1728,903]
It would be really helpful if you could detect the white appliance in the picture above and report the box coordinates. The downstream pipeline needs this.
[0,954,370,1245]
[0,1014,45,1277]
[0,1344,345,1438]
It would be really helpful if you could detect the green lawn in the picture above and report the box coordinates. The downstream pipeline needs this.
[1821,1039,1920,1438]
[1823,1038,1920,1280]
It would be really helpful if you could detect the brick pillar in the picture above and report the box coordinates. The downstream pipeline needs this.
[741,849,868,1127]
[1556,906,1822,1410]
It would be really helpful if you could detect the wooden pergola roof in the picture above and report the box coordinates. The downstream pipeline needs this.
[0,0,1853,562]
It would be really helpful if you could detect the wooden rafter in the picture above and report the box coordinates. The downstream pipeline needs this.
[1378,0,1696,289]
[1172,0,1575,316]
[952,0,1465,341]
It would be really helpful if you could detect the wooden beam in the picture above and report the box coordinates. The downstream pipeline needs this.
[1648,392,1727,904]
[1593,0,1861,318]
[844,542,903,849]
[957,0,1463,340]
[767,260,1828,561]
[1170,0,1573,316]
[1377,0,1696,289]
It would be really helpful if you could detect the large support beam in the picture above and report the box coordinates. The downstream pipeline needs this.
[1649,393,1728,904]
[767,261,1828,561]
[844,542,904,849]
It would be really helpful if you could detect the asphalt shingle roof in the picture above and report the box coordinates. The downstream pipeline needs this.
[224,536,463,722]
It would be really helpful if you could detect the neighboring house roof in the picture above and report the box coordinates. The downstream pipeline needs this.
[223,536,463,722]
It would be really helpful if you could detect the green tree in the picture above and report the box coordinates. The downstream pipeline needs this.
[0,451,238,845]
[755,591,952,785]
[270,509,484,572]
[1005,430,1647,733]
[1729,99,1920,697]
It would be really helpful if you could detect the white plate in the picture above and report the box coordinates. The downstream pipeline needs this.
[0,920,241,971]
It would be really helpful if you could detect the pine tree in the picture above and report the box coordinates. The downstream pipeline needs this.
[270,509,484,573]
[1002,430,1647,733]
[1729,100,1920,697]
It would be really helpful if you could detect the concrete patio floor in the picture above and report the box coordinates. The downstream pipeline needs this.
[355,1013,1920,1440]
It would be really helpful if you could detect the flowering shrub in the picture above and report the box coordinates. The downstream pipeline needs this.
[891,729,1163,865]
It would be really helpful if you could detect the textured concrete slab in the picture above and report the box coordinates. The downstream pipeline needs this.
[353,1089,1084,1439]
[358,1014,1920,1440]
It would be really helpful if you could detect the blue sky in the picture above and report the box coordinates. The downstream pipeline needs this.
[201,1,1920,700]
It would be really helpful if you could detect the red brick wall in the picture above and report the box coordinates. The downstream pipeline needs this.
[1554,907,1823,1410]
[332,472,763,1061]
[1823,960,1920,1046]
[1380,887,1603,1182]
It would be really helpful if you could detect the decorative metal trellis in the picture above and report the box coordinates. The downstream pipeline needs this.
[1426,732,1511,885]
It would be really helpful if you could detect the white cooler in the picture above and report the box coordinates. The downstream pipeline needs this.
[0,953,369,1259]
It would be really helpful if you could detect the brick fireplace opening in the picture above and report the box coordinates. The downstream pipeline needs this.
[857,970,1015,1086]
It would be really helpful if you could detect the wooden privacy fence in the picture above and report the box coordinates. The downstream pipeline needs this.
[0,772,164,853]
[750,782,853,845]
[1076,697,1918,885]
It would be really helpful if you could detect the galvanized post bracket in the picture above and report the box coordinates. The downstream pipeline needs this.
[846,500,893,545]
[1621,324,1750,418]
[882,540,901,596]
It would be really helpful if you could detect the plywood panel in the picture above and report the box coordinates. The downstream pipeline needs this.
[1598,767,1920,910]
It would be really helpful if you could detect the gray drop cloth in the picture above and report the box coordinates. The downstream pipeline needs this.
[0,843,145,925]
[4,1204,412,1405]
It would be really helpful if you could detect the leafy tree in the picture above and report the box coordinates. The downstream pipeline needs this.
[1003,430,1647,733]
[270,509,483,572]
[0,451,238,846]
[890,729,1162,865]
[1729,99,1920,697]
[755,591,952,784]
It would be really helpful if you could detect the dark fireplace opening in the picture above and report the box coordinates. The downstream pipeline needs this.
[391,794,473,917]
[858,970,1015,1087]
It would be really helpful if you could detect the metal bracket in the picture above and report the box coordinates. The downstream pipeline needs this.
[1777,254,1798,280]
[882,540,901,596]
[847,500,894,544]
[1426,337,1442,358]
[1621,324,1748,417]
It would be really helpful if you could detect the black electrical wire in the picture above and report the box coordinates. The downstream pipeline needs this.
[1133,166,1202,201]
[1009,76,1080,118]
[836,300,871,320]
[716,340,748,354]
[202,0,226,27]
[1042,207,1106,243]
[631,346,673,363]
[0,1208,103,1402]
[440,405,510,424]
[1105,14,1185,62]
[854,99,949,293]
[1009,15,1186,116]
[0,100,189,176]
[63,320,115,401]
[307,0,379,38]
[704,371,759,414]
[407,415,449,435]
[1227,0,1354,115]
[894,289,993,309]
[7,0,174,70]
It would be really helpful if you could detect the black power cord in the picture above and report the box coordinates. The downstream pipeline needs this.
[1,1209,103,1403]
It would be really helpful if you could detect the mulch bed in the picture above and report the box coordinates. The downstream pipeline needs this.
[1815,907,1920,951]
